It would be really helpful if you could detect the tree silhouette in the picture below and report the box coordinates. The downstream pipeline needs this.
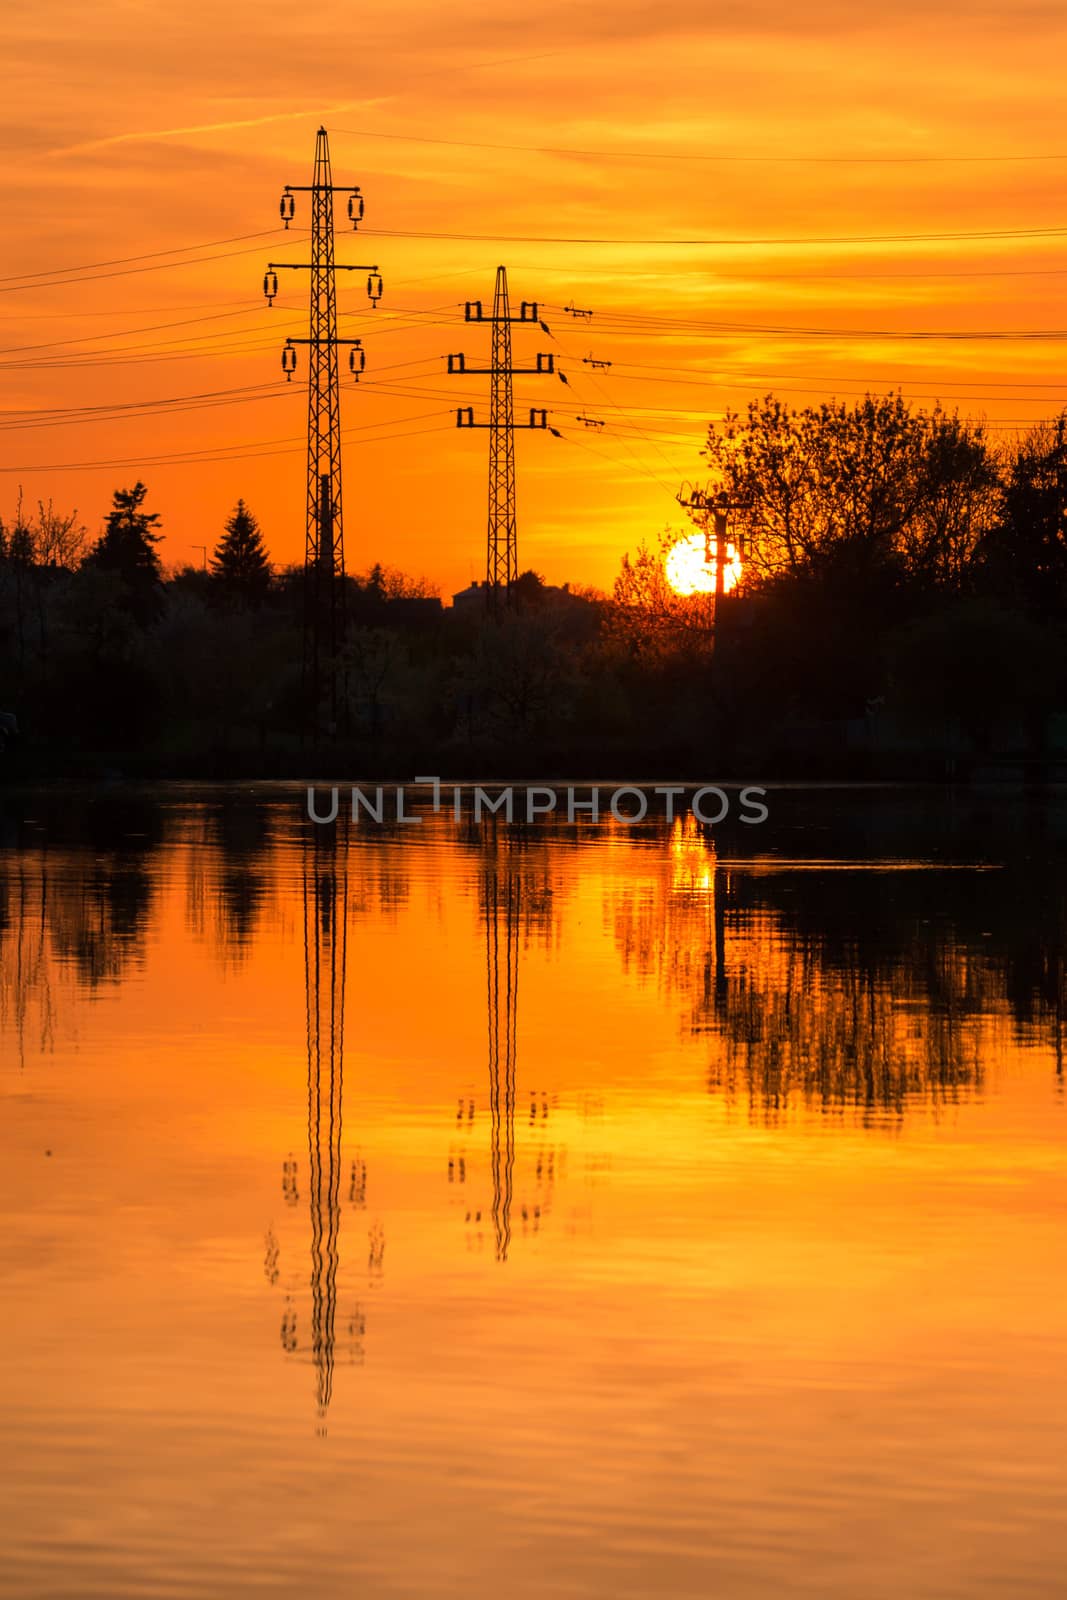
[210,499,271,607]
[982,413,1067,616]
[87,482,164,625]
[511,569,547,610]
[703,392,994,590]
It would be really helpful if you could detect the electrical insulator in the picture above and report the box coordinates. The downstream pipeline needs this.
[529,409,548,428]
[263,270,279,306]
[447,353,466,374]
[366,271,383,307]
[456,407,474,428]
[519,301,539,321]
[279,192,295,228]
[282,345,297,381]
[347,192,364,228]
[349,346,366,381]
[464,301,484,322]
[535,353,555,374]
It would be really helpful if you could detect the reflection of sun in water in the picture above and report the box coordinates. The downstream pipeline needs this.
[670,812,716,893]
[666,532,743,596]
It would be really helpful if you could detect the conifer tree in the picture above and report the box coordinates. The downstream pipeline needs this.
[87,481,164,624]
[210,499,271,606]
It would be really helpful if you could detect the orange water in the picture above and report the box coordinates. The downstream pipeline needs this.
[2,789,1064,1598]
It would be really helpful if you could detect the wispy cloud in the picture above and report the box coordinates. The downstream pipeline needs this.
[45,103,380,161]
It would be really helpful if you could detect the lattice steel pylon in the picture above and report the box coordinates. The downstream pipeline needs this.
[448,267,559,611]
[263,127,383,731]
[487,266,518,599]
[304,130,343,718]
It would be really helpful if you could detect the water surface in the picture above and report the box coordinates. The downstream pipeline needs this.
[2,787,1065,1598]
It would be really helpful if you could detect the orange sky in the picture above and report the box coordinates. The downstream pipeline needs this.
[2,2,1067,595]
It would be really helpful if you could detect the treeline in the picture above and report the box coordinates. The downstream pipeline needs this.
[2,392,1067,776]
[615,394,1067,769]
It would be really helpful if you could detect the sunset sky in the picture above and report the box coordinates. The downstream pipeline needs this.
[3,1,1066,595]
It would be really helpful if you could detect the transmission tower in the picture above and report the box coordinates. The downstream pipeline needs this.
[262,127,384,731]
[448,267,559,610]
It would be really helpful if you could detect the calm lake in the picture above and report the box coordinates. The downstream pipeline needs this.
[2,785,1065,1598]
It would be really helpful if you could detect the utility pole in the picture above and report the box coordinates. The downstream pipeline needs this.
[262,127,383,734]
[676,483,744,625]
[448,267,559,611]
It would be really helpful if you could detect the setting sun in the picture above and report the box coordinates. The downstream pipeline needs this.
[665,532,743,597]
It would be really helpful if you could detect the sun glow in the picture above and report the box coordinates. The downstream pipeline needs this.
[665,533,743,597]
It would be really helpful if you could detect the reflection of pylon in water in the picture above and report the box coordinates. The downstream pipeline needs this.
[303,828,347,1414]
[484,859,518,1261]
[264,823,385,1419]
[706,859,727,1018]
[671,820,729,1025]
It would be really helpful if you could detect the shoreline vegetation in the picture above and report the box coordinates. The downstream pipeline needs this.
[3,394,1067,784]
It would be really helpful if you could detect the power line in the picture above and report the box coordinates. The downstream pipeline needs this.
[0,382,291,433]
[0,230,290,287]
[0,234,325,297]
[0,304,281,359]
[0,293,277,322]
[606,355,1067,388]
[0,307,458,371]
[0,267,466,323]
[0,414,452,473]
[543,327,680,493]
[581,363,1067,406]
[552,415,1041,454]
[552,420,685,495]
[546,305,1067,342]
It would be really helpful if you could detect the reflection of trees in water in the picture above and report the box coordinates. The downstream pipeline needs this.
[48,857,156,989]
[0,796,167,1055]
[210,800,273,952]
[0,865,55,1064]
[606,814,1067,1117]
[184,800,415,964]
[59,796,163,986]
[704,932,985,1117]
[183,799,274,961]
[0,850,157,998]
[989,868,1067,1080]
